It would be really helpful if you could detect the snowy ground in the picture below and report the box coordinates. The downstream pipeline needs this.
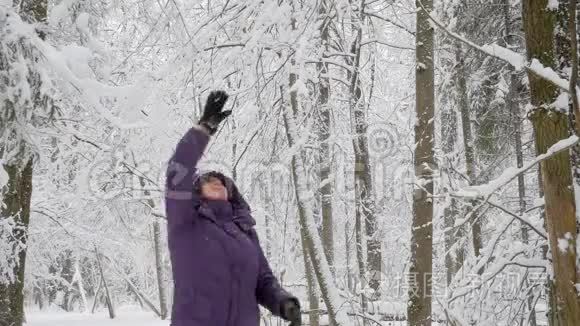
[26,307,168,326]
[25,305,412,326]
[26,312,411,326]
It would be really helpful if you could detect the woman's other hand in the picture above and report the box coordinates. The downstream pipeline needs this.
[280,298,301,326]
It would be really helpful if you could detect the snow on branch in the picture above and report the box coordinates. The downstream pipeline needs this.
[449,247,546,304]
[455,135,579,199]
[418,0,578,98]
[283,109,350,325]
[1,7,146,130]
[445,135,576,240]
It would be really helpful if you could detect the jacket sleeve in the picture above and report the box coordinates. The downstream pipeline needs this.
[251,229,296,317]
[165,125,210,229]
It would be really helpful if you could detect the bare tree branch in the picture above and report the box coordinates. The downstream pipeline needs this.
[362,11,415,36]
[486,200,547,240]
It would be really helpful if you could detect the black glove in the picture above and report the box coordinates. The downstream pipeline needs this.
[198,90,231,135]
[280,298,301,326]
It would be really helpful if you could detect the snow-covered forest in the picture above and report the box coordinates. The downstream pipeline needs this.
[2,0,580,325]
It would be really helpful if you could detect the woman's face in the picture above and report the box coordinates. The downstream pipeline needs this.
[200,176,228,201]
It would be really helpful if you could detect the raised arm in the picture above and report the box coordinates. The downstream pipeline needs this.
[165,126,210,228]
[165,91,231,229]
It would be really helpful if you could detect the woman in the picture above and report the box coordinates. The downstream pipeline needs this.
[165,91,301,326]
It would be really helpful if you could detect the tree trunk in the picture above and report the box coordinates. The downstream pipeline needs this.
[138,175,168,320]
[355,186,367,312]
[284,113,345,326]
[441,101,460,286]
[348,0,381,298]
[407,0,435,324]
[152,221,168,319]
[503,1,536,324]
[117,267,162,318]
[265,202,272,258]
[282,57,347,324]
[95,248,115,319]
[454,42,483,265]
[523,1,580,324]
[567,0,580,135]
[554,0,580,188]
[302,239,320,326]
[536,156,559,326]
[440,14,460,286]
[531,109,580,325]
[0,2,45,325]
[345,219,354,292]
[91,278,103,314]
[74,259,89,312]
[317,0,334,273]
[0,160,33,326]
[284,3,345,323]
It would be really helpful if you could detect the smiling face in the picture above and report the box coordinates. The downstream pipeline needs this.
[200,176,228,201]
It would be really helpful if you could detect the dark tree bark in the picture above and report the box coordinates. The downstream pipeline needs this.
[523,1,580,324]
[0,2,46,325]
[407,0,435,324]
[0,160,33,326]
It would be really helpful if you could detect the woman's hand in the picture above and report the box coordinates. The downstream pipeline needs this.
[280,298,301,326]
[198,90,231,135]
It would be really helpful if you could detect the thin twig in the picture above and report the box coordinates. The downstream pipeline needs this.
[361,39,414,50]
[486,200,547,239]
[362,10,415,36]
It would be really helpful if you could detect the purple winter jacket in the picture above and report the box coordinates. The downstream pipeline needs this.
[165,126,294,326]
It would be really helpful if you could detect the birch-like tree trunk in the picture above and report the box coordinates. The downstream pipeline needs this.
[407,0,435,324]
[523,1,580,324]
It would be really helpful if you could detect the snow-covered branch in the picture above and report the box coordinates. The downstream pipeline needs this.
[455,135,579,199]
[418,0,579,100]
